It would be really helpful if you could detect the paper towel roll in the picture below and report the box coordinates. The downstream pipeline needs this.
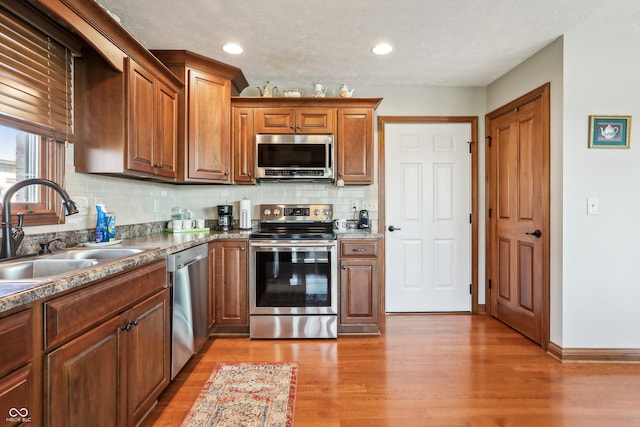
[239,199,252,229]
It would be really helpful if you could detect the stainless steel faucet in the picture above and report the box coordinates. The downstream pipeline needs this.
[1,178,79,259]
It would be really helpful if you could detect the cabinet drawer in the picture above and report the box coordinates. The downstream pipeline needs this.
[0,310,32,377]
[340,240,378,257]
[45,260,166,349]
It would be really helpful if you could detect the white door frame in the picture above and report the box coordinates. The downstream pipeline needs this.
[378,116,479,315]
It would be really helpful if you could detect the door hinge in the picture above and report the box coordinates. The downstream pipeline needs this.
[488,208,492,218]
[488,279,492,289]
[469,284,472,294]
[469,213,472,224]
[486,135,492,147]
[467,141,474,153]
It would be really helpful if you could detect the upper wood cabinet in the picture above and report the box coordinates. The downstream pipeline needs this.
[152,50,249,183]
[127,59,179,178]
[232,107,256,184]
[336,108,374,184]
[74,50,181,181]
[255,108,335,134]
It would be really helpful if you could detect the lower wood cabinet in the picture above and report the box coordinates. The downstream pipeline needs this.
[209,239,249,333]
[44,260,170,427]
[339,239,380,333]
[0,308,36,425]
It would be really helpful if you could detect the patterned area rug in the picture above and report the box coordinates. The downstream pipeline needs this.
[181,362,298,427]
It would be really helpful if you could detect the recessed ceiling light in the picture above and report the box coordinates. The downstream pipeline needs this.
[223,43,243,54]
[372,43,393,55]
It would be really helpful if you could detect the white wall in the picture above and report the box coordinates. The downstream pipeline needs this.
[486,37,565,345]
[561,33,640,348]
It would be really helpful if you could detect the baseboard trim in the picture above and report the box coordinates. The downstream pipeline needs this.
[547,341,640,363]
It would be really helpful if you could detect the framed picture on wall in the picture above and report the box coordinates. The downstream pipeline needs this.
[588,115,631,148]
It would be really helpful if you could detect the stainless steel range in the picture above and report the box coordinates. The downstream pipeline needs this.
[249,204,338,339]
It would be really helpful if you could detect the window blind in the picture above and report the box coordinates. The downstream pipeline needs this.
[0,7,74,142]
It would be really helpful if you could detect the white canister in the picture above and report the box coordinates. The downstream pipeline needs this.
[239,198,252,229]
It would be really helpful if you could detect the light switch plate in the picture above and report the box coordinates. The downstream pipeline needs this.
[587,197,599,215]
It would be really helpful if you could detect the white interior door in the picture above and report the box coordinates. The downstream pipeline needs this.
[385,122,471,312]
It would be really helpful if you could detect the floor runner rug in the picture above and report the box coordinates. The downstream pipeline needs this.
[181,362,298,427]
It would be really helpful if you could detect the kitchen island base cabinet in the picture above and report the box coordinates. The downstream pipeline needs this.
[210,240,249,334]
[44,260,170,427]
[339,240,380,334]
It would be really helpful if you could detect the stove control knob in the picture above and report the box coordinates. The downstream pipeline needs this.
[323,208,331,218]
[273,208,281,217]
[313,209,320,217]
[263,208,271,217]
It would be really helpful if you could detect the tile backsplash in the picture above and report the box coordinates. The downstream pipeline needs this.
[26,146,378,236]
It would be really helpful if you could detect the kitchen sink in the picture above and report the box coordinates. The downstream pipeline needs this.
[47,248,145,260]
[0,248,147,280]
[0,258,99,280]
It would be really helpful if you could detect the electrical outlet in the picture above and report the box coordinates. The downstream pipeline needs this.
[350,199,360,211]
[587,197,599,215]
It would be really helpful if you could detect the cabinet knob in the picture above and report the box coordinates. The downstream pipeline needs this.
[341,264,347,270]
[290,124,295,129]
[224,171,230,176]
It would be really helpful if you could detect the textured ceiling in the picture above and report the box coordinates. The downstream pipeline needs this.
[96,0,640,90]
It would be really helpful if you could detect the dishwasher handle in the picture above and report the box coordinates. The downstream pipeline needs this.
[166,244,208,272]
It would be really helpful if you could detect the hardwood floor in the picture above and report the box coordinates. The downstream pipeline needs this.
[142,315,640,426]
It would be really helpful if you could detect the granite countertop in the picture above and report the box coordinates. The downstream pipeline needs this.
[0,229,251,314]
[0,227,384,314]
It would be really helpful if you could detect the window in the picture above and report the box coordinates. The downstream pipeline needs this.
[0,124,66,226]
[0,3,80,226]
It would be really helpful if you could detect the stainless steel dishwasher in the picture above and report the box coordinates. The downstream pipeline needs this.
[167,243,208,379]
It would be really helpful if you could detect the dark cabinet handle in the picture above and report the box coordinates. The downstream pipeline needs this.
[351,248,367,253]
[388,225,402,232]
[525,229,542,238]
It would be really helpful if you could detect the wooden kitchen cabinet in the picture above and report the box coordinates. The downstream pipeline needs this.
[152,50,249,183]
[0,308,36,426]
[339,239,380,333]
[74,49,181,180]
[255,108,335,134]
[211,240,249,333]
[336,108,374,184]
[127,59,179,178]
[232,107,256,184]
[44,260,169,427]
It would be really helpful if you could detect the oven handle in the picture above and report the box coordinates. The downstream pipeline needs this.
[250,240,336,250]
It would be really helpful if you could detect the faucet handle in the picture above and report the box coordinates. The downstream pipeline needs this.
[39,237,63,255]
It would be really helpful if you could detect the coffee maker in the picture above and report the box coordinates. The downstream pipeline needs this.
[216,205,233,231]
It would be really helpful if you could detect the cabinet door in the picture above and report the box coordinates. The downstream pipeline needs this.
[340,258,379,325]
[125,289,170,426]
[127,59,155,175]
[296,108,335,134]
[232,107,256,184]
[154,80,178,178]
[46,315,125,427]
[255,108,295,134]
[0,365,32,426]
[337,108,374,184]
[187,70,231,182]
[215,240,249,328]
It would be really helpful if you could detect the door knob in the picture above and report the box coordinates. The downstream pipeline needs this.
[388,225,402,232]
[525,229,542,238]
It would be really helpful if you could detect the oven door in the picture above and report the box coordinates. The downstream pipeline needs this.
[249,240,338,315]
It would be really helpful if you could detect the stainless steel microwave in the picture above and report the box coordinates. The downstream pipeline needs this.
[255,134,334,181]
